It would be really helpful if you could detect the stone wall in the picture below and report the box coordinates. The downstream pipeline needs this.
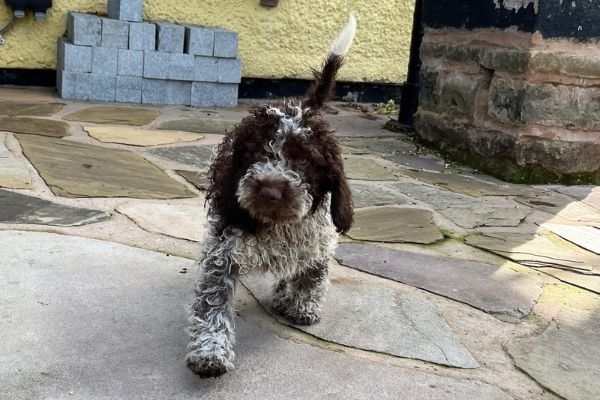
[415,1,600,184]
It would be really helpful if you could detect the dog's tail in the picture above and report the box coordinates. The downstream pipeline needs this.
[305,12,357,110]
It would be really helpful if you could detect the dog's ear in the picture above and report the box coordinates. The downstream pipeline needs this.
[327,152,353,234]
[207,132,257,233]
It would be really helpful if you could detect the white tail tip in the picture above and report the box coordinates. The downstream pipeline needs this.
[329,12,357,57]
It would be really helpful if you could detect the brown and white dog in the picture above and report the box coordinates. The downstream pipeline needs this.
[186,14,356,378]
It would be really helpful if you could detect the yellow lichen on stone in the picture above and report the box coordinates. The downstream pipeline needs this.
[0,0,414,83]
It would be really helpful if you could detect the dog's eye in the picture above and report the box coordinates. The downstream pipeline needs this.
[296,159,309,167]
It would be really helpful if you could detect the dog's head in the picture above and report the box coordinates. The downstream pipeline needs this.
[207,102,353,234]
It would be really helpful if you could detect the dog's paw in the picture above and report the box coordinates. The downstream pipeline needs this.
[186,353,231,378]
[272,296,320,325]
[185,338,234,378]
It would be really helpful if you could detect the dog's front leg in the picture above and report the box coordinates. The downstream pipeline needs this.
[272,261,328,325]
[186,239,239,378]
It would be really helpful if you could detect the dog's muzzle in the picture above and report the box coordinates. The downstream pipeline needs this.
[236,160,312,224]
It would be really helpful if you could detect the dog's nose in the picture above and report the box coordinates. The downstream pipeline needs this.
[258,186,282,202]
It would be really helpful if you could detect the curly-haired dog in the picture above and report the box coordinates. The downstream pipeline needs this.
[186,14,357,378]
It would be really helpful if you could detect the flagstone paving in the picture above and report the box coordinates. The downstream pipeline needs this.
[0,116,70,137]
[399,169,532,197]
[335,243,545,318]
[339,136,418,155]
[147,145,216,170]
[0,101,64,117]
[346,206,444,244]
[0,189,110,226]
[350,181,409,208]
[116,201,205,241]
[0,133,31,189]
[1,89,599,400]
[18,135,195,198]
[84,126,204,147]
[176,170,209,191]
[157,118,236,134]
[385,153,446,172]
[343,156,398,180]
[241,273,479,368]
[63,106,160,125]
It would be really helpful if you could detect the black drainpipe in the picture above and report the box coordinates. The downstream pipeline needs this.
[398,0,424,126]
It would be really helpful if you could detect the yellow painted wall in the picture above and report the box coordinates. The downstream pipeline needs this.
[0,0,415,83]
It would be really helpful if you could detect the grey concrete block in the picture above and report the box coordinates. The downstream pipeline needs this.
[88,74,116,102]
[191,82,216,107]
[142,79,191,105]
[156,22,185,53]
[57,38,92,73]
[68,12,101,46]
[214,83,238,107]
[191,82,238,107]
[194,56,218,82]
[213,28,238,58]
[118,49,144,77]
[116,76,142,103]
[129,22,156,51]
[168,53,195,81]
[184,25,214,56]
[143,51,170,79]
[101,18,130,49]
[57,70,92,100]
[107,0,143,22]
[217,57,242,83]
[91,46,118,76]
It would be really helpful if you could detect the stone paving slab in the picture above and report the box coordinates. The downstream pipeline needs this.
[241,273,479,368]
[346,207,444,244]
[541,223,600,255]
[147,145,216,170]
[0,117,70,138]
[551,185,597,204]
[0,101,64,117]
[339,136,417,155]
[176,170,209,191]
[393,182,479,208]
[0,231,512,400]
[0,134,31,189]
[343,157,397,181]
[157,118,235,134]
[465,232,600,274]
[350,181,408,208]
[84,126,204,147]
[63,106,160,125]
[398,169,531,197]
[17,135,195,199]
[438,198,531,229]
[324,113,389,137]
[116,201,205,241]
[506,313,600,400]
[0,189,110,226]
[335,243,544,318]
[385,153,446,172]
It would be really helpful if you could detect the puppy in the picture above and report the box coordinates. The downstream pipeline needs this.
[186,13,356,378]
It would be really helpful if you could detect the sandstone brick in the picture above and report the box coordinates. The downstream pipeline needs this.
[488,77,526,125]
[480,49,530,74]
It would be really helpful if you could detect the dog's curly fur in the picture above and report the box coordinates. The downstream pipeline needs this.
[186,14,356,378]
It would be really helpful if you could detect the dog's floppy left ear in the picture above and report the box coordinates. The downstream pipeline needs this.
[329,157,353,233]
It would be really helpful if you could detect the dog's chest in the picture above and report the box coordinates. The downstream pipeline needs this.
[230,209,338,277]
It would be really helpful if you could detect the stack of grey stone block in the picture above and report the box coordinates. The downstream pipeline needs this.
[57,0,241,107]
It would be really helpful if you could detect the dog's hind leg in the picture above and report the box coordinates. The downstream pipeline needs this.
[272,262,328,325]
[186,234,239,378]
